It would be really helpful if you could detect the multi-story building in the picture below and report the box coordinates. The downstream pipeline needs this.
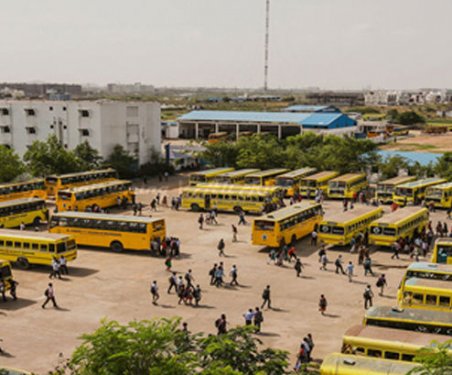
[0,100,161,165]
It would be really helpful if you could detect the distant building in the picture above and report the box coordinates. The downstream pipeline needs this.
[106,83,155,95]
[365,89,451,106]
[0,100,161,164]
[0,83,82,99]
[305,91,365,106]
[283,105,340,113]
[177,110,357,139]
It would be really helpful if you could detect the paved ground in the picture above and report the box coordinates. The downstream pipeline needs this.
[0,176,450,373]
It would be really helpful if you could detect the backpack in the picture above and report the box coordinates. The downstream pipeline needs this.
[262,289,270,299]
[44,289,49,297]
[150,285,156,294]
[363,290,371,298]
[335,258,341,266]
[376,278,383,287]
[215,319,221,328]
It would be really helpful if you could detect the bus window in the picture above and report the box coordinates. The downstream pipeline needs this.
[383,228,396,236]
[254,221,275,230]
[14,242,21,248]
[332,227,345,235]
[57,243,67,253]
[412,293,424,304]
[384,352,400,360]
[6,241,12,247]
[23,242,30,249]
[367,349,382,358]
[426,295,437,305]
[49,244,55,252]
[402,354,415,362]
[439,296,450,307]
[355,347,365,355]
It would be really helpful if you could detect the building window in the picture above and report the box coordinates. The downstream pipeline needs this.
[26,127,36,134]
[1,126,10,133]
[49,106,53,111]
[79,109,90,117]
[0,108,9,116]
[63,125,67,129]
[64,144,68,148]
[50,125,54,129]
[126,106,139,117]
[25,108,36,116]
[2,144,11,149]
[63,106,67,111]
[80,129,90,136]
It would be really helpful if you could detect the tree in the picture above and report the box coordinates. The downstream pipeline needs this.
[396,111,425,125]
[73,141,102,170]
[201,141,239,168]
[23,135,80,177]
[386,109,399,122]
[434,152,452,181]
[0,146,25,182]
[377,155,409,179]
[235,134,286,169]
[104,145,138,179]
[407,339,452,375]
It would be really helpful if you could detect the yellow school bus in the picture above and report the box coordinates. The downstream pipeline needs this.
[375,176,417,204]
[0,367,32,375]
[431,238,452,265]
[207,132,229,144]
[50,212,166,252]
[300,171,339,198]
[400,262,452,285]
[244,168,289,186]
[399,278,452,312]
[393,178,447,206]
[320,353,418,375]
[45,168,117,196]
[0,259,13,291]
[368,207,429,247]
[0,179,47,202]
[318,206,383,246]
[364,306,452,336]
[327,173,368,199]
[213,169,260,184]
[189,167,235,186]
[425,182,452,209]
[275,167,317,197]
[56,180,135,212]
[252,202,323,247]
[341,325,450,362]
[0,198,49,229]
[181,185,282,214]
[0,230,77,269]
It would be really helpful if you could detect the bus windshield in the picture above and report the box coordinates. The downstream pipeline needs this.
[254,220,275,230]
[396,187,413,197]
[329,181,346,189]
[428,189,443,198]
[276,178,294,187]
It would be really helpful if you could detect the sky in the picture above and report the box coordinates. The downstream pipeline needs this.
[1,0,451,90]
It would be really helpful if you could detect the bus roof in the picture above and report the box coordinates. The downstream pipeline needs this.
[59,180,131,193]
[191,167,234,176]
[302,171,338,181]
[245,169,289,178]
[47,168,116,179]
[378,176,417,185]
[184,185,280,197]
[0,198,45,208]
[0,179,44,189]
[0,229,70,241]
[427,181,452,191]
[365,306,452,325]
[321,353,418,374]
[344,324,446,346]
[258,202,321,222]
[195,183,282,192]
[53,211,162,224]
[330,173,366,182]
[435,237,452,246]
[397,177,446,189]
[276,167,316,179]
[370,207,427,226]
[405,277,451,290]
[407,262,452,273]
[216,169,260,178]
[322,206,382,225]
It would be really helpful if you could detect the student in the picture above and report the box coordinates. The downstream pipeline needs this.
[215,314,227,335]
[49,257,61,279]
[165,256,172,272]
[319,294,327,315]
[0,281,6,302]
[363,256,375,276]
[209,264,217,285]
[230,265,238,286]
[8,279,18,300]
[238,210,247,225]
[253,307,263,333]
[294,258,303,277]
[320,253,328,271]
[363,285,374,309]
[288,245,297,262]
[376,274,387,296]
[167,272,178,294]
[42,283,58,309]
[193,285,202,307]
[59,256,68,275]
[217,239,225,257]
[185,269,194,289]
[346,261,354,283]
[335,255,346,275]
[243,308,255,325]
[310,230,318,246]
[232,224,238,242]
[261,285,271,309]
[198,214,204,230]
[150,281,159,305]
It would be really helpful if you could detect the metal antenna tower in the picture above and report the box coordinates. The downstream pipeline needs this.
[264,0,270,91]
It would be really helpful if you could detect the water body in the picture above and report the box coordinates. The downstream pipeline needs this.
[377,150,442,166]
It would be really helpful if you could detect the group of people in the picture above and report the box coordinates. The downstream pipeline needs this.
[0,278,18,302]
[49,256,69,279]
[208,262,239,287]
[152,236,181,258]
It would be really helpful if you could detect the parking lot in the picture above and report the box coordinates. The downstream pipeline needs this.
[0,176,449,373]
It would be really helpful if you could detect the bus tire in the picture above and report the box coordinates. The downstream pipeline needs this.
[17,257,30,270]
[33,216,41,226]
[191,204,200,212]
[110,241,124,253]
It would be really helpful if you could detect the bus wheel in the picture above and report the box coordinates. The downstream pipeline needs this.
[191,204,200,212]
[17,257,30,270]
[110,241,124,253]
[33,217,41,226]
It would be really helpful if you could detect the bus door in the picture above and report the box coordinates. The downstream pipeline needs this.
[437,248,449,264]
[204,195,211,210]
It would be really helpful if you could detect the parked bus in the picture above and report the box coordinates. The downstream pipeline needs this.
[400,262,452,284]
[45,168,117,196]
[56,180,135,212]
[181,185,282,214]
[341,324,450,362]
[207,132,229,144]
[244,169,289,186]
[213,169,260,184]
[0,230,77,269]
[189,168,235,186]
[275,167,317,197]
[318,206,383,246]
[399,278,452,312]
[300,171,339,198]
[393,178,446,206]
[368,207,429,247]
[320,353,418,375]
[252,202,323,247]
[375,176,416,204]
[0,179,47,202]
[431,238,452,264]
[327,173,368,199]
[425,182,452,209]
[50,212,166,253]
[0,259,13,291]
[364,306,452,336]
[0,198,49,229]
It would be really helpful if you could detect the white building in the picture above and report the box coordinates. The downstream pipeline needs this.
[0,100,161,165]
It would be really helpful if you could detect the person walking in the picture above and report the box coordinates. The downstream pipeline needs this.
[363,284,374,309]
[167,272,178,294]
[294,258,303,277]
[318,245,326,262]
[288,245,297,262]
[311,230,318,246]
[335,255,346,275]
[306,334,314,361]
[391,241,401,260]
[185,269,194,289]
[49,257,61,279]
[59,256,68,275]
[376,274,387,296]
[363,256,375,276]
[320,253,328,271]
[238,210,247,225]
[214,265,224,287]
[150,280,159,305]
[230,265,238,286]
[261,285,271,309]
[254,307,263,333]
[42,283,58,309]
[215,314,227,335]
[346,261,354,282]
[209,263,217,285]
[232,224,238,242]
[193,285,202,307]
[319,294,327,315]
[198,214,204,230]
[165,256,172,272]
[243,308,255,325]
[19,222,25,231]
[8,279,18,300]
[0,281,6,302]
[217,239,225,257]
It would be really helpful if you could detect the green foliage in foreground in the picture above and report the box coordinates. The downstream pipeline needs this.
[407,339,452,375]
[0,146,25,182]
[50,318,290,375]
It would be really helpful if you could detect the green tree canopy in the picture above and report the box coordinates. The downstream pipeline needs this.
[377,155,409,179]
[235,134,286,170]
[73,141,102,170]
[407,339,452,375]
[396,111,425,125]
[434,152,452,181]
[104,145,138,179]
[0,146,25,182]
